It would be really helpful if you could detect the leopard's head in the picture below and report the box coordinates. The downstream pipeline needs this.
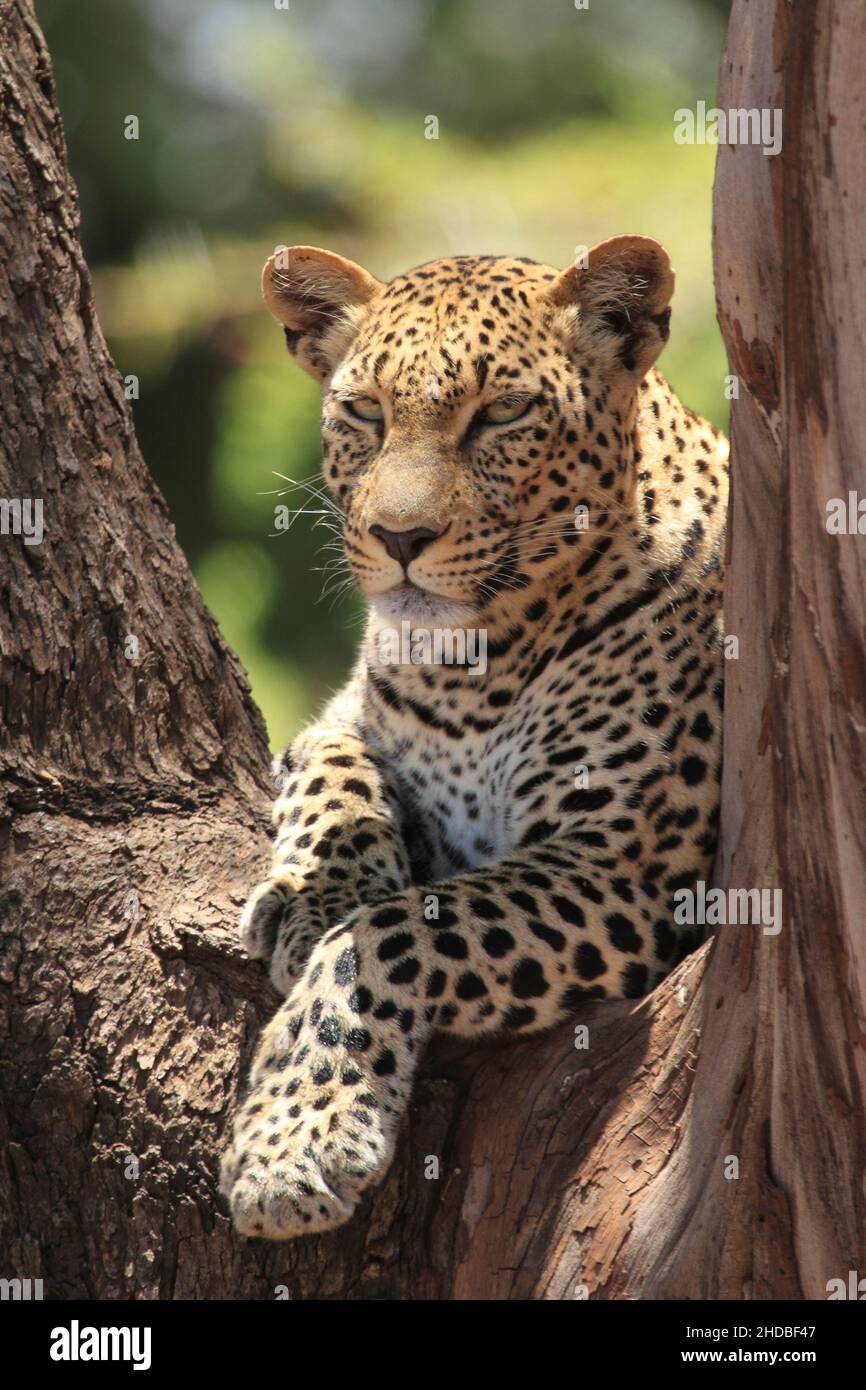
[263,240,674,627]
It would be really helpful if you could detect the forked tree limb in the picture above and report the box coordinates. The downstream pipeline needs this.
[1,0,863,1299]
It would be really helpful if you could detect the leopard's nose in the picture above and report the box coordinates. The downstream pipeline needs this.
[369,524,443,568]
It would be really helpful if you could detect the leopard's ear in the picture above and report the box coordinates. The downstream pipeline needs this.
[262,245,383,383]
[546,236,675,377]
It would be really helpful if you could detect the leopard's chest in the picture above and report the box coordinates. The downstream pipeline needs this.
[366,646,639,882]
[388,715,531,880]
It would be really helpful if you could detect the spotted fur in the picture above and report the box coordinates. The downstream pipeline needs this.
[220,237,728,1239]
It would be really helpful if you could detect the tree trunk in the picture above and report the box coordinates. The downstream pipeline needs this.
[1,0,863,1300]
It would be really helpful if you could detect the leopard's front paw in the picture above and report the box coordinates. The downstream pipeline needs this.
[221,930,425,1239]
[239,870,328,994]
[221,1080,390,1239]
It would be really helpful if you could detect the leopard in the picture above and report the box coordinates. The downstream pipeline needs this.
[219,235,728,1240]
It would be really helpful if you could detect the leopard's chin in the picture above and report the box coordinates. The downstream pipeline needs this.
[368,583,477,628]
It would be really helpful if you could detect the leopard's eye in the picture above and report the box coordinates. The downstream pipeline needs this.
[478,397,533,426]
[345,396,384,423]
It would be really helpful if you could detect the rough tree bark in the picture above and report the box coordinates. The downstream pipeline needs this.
[1,0,863,1300]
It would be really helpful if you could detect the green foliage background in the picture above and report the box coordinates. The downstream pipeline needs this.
[39,0,729,749]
